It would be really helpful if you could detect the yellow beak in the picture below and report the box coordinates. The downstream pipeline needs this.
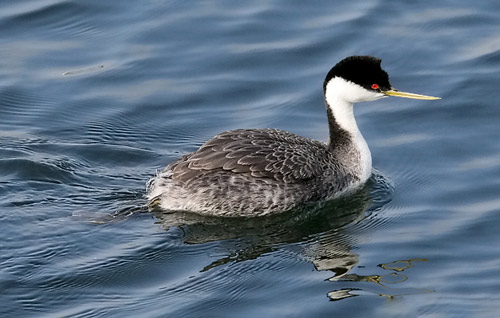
[384,90,441,100]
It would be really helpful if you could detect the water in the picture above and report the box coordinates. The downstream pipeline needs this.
[1,0,500,317]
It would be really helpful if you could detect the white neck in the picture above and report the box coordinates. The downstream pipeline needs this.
[324,77,375,182]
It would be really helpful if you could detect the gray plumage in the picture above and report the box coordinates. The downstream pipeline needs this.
[174,129,329,183]
[147,128,360,217]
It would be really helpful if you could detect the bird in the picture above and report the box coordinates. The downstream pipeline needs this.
[146,56,440,217]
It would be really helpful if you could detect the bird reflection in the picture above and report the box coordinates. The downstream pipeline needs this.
[151,176,379,272]
[149,173,430,300]
[327,258,432,300]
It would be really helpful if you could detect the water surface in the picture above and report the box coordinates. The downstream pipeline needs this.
[1,1,500,317]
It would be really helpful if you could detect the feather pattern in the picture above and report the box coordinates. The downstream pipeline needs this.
[146,127,364,216]
[172,129,329,183]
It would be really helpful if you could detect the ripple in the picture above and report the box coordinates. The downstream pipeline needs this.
[33,232,181,296]
[0,157,79,185]
[3,1,104,38]
[0,87,57,129]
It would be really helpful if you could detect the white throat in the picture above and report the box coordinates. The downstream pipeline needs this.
[324,77,379,182]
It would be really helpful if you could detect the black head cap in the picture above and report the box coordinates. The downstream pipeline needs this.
[323,56,392,93]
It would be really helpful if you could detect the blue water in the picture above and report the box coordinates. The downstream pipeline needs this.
[1,1,500,317]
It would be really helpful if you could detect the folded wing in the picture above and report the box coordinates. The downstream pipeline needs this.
[171,129,330,184]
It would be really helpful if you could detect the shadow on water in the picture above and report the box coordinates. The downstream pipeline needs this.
[147,172,430,300]
[153,189,370,272]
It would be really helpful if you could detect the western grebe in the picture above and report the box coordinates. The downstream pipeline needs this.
[147,56,440,217]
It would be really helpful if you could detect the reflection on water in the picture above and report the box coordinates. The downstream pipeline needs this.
[328,258,432,301]
[147,173,427,300]
[153,190,368,273]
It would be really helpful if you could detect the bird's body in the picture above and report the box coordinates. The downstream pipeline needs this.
[147,128,367,216]
[147,56,439,217]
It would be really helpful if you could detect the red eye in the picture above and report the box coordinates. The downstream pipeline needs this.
[371,84,379,90]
